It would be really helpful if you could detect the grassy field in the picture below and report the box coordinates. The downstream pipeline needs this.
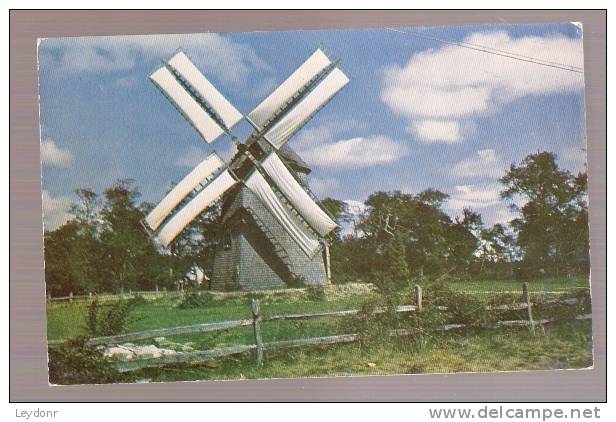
[46,277,592,382]
[135,323,592,382]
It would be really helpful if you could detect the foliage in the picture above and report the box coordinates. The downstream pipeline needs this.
[423,281,493,326]
[305,285,327,301]
[286,275,307,288]
[48,337,122,385]
[178,291,215,309]
[325,151,589,284]
[44,179,204,296]
[85,296,144,337]
[500,152,589,277]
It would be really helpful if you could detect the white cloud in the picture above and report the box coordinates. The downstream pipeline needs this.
[382,31,584,142]
[39,33,271,87]
[298,135,409,169]
[40,139,73,167]
[42,190,73,230]
[309,176,340,197]
[452,149,505,178]
[444,182,527,226]
[291,119,366,151]
[411,120,461,143]
[559,145,587,173]
[174,146,210,168]
[338,199,369,238]
[447,183,502,211]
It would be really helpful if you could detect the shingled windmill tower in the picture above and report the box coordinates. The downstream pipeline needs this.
[142,48,349,290]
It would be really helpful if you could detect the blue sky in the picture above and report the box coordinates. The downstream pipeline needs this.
[38,23,587,231]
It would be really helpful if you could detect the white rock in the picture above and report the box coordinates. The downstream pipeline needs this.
[104,346,135,361]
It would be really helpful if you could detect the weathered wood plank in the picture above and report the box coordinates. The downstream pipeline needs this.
[252,299,264,366]
[48,318,253,347]
[541,298,579,306]
[523,282,535,335]
[263,334,359,351]
[261,305,418,322]
[262,309,360,321]
[485,303,528,311]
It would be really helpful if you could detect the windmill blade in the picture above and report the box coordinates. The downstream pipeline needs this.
[150,66,225,143]
[245,170,320,256]
[246,49,332,131]
[157,170,237,247]
[167,51,243,130]
[144,153,225,231]
[260,152,338,236]
[263,68,349,149]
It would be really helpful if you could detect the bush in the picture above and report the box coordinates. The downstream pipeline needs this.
[48,337,123,385]
[306,285,326,301]
[286,275,307,288]
[178,291,215,308]
[86,296,144,337]
[423,282,491,326]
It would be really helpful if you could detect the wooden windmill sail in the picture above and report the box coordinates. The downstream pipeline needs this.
[143,48,349,290]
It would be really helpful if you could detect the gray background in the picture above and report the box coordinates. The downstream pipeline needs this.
[9,10,606,402]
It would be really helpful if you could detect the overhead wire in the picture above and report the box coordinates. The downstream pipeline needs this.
[386,28,584,74]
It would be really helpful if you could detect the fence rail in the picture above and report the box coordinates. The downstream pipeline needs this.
[47,284,590,304]
[49,282,591,372]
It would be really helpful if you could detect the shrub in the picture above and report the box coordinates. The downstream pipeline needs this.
[178,291,215,308]
[48,337,123,385]
[286,275,307,288]
[423,282,491,326]
[85,296,144,337]
[306,285,326,301]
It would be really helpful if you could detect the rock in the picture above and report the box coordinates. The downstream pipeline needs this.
[104,346,134,361]
[367,362,377,368]
[105,344,178,361]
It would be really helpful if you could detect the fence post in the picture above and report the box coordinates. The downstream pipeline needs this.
[414,285,423,311]
[69,292,73,303]
[522,282,535,335]
[251,298,264,366]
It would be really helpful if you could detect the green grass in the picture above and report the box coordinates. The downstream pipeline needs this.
[444,277,588,293]
[46,277,592,383]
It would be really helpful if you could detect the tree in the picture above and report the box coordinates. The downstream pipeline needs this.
[44,221,80,296]
[98,179,162,292]
[66,189,104,293]
[355,189,478,278]
[446,208,482,273]
[499,152,589,276]
[383,234,410,287]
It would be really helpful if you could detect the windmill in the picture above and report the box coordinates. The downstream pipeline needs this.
[142,48,350,290]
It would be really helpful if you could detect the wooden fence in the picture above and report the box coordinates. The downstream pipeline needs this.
[47,288,183,305]
[48,282,591,373]
[46,284,585,305]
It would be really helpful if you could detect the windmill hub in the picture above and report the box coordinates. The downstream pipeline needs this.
[143,48,349,290]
